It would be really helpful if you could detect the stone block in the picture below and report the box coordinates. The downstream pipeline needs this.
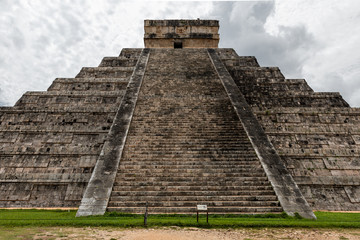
[345,186,360,203]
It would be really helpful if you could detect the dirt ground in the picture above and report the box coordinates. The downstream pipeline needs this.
[8,227,359,240]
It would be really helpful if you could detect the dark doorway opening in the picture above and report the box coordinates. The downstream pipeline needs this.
[174,41,183,48]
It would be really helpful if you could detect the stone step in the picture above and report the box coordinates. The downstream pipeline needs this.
[123,147,255,151]
[124,143,254,147]
[121,154,258,159]
[131,122,241,126]
[1,111,114,123]
[0,172,91,183]
[0,145,102,155]
[107,206,283,214]
[220,57,260,68]
[75,67,134,78]
[0,129,109,134]
[0,131,106,145]
[230,66,285,79]
[128,125,247,130]
[124,143,253,148]
[1,105,118,113]
[118,165,262,171]
[118,167,263,174]
[253,107,360,115]
[98,57,138,67]
[113,177,269,185]
[15,100,122,109]
[127,136,250,141]
[3,131,105,143]
[1,166,91,174]
[125,140,251,144]
[1,125,112,133]
[118,166,264,173]
[124,144,254,148]
[118,165,261,171]
[17,90,124,97]
[119,48,143,59]
[48,78,129,91]
[131,118,243,121]
[110,190,276,197]
[112,185,274,192]
[131,121,242,124]
[15,91,124,107]
[119,159,261,165]
[247,91,344,99]
[117,172,267,178]
[129,119,244,123]
[0,107,115,113]
[125,135,251,140]
[0,154,97,168]
[237,90,349,108]
[128,124,248,128]
[252,78,311,86]
[107,200,280,208]
[123,149,256,153]
[126,132,248,136]
[127,131,250,135]
[214,48,239,60]
[110,195,278,202]
[132,114,239,118]
[113,180,270,187]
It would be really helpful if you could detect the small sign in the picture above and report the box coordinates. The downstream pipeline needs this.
[197,205,207,211]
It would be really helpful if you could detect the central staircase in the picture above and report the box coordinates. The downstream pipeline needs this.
[107,49,282,214]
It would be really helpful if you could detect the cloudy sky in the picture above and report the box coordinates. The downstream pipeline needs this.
[1,0,360,106]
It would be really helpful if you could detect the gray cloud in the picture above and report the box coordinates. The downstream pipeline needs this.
[0,87,6,106]
[214,2,316,78]
[0,1,215,106]
[10,27,26,50]
[0,1,359,107]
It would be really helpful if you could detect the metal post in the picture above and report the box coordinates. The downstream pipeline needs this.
[206,210,208,223]
[144,201,148,226]
[197,211,199,223]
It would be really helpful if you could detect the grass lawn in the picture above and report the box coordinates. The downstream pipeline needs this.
[0,210,360,228]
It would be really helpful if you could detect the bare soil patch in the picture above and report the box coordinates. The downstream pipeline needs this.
[23,227,360,240]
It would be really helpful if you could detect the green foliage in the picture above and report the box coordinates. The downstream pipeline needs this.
[0,210,360,228]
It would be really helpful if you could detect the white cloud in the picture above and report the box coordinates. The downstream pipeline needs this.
[1,0,360,107]
[265,0,360,106]
[214,1,317,80]
[0,0,214,106]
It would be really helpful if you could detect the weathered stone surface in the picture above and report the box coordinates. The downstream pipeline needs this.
[209,49,315,219]
[106,48,282,215]
[144,19,219,48]
[345,186,360,203]
[1,19,359,217]
[76,48,150,217]
[217,48,360,212]
[0,48,141,208]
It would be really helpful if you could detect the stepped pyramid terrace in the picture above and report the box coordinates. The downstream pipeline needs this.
[1,19,360,220]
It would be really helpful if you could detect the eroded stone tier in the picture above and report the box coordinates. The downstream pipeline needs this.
[217,48,360,210]
[0,49,142,207]
[1,47,359,214]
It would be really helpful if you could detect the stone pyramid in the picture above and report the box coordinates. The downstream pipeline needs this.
[1,20,359,219]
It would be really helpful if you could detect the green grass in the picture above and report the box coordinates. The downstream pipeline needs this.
[0,209,359,228]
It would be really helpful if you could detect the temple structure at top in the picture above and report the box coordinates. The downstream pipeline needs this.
[144,19,219,48]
